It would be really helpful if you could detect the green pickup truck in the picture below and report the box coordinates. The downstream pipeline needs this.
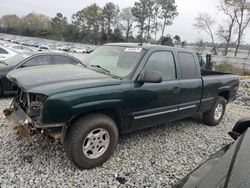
[4,43,239,169]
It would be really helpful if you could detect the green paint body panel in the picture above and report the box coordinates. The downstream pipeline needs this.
[7,43,240,134]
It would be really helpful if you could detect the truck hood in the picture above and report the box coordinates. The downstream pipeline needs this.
[7,64,121,96]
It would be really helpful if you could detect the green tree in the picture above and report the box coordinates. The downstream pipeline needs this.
[51,13,68,40]
[145,0,155,43]
[157,0,178,38]
[152,4,161,43]
[0,14,23,34]
[82,3,102,44]
[132,0,149,43]
[63,24,80,42]
[102,2,120,41]
[72,10,85,29]
[159,35,173,46]
[22,13,52,37]
[173,35,181,46]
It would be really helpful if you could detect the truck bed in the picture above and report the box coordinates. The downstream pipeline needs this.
[201,69,232,76]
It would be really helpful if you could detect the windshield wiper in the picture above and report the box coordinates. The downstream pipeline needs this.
[90,64,110,74]
[89,64,121,79]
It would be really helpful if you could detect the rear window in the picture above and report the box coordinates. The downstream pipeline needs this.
[178,52,197,79]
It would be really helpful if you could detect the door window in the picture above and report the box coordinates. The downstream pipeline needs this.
[53,56,71,64]
[22,55,51,67]
[144,51,176,80]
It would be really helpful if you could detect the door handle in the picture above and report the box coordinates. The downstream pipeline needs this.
[172,87,180,93]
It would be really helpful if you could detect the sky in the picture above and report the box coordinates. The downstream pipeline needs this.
[1,0,250,43]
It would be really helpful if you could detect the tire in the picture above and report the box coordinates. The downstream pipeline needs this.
[64,113,119,169]
[203,97,227,126]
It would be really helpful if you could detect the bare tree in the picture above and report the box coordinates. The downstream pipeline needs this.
[229,0,250,56]
[216,0,236,56]
[194,13,217,55]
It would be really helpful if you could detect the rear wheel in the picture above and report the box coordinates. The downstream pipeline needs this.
[203,97,226,126]
[64,113,119,169]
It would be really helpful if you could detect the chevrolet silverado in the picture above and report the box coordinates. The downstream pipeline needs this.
[4,43,239,169]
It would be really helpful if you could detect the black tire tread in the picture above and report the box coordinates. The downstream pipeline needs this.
[64,113,118,169]
[203,96,227,126]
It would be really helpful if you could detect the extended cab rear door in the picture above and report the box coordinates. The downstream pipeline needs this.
[177,52,202,118]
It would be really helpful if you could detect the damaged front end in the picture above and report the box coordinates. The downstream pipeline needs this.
[4,88,51,138]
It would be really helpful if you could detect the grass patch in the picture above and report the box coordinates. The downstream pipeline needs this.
[213,63,250,76]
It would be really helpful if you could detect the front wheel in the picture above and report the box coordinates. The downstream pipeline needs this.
[203,97,227,126]
[64,113,119,169]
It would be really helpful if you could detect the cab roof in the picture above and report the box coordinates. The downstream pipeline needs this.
[104,43,194,53]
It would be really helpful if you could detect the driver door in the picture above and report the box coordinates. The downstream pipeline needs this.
[129,51,180,131]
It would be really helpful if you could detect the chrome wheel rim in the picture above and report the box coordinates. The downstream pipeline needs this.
[82,128,110,159]
[214,103,223,121]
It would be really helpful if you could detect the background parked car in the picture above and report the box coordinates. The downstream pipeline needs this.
[38,45,50,51]
[70,47,86,53]
[5,44,33,53]
[83,46,96,53]
[0,45,18,60]
[0,52,84,96]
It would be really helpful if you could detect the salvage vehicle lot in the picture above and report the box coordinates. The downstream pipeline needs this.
[1,97,250,187]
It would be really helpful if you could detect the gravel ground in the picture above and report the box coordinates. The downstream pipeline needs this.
[0,94,250,187]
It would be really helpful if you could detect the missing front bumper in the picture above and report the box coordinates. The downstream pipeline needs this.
[3,107,65,141]
[3,107,37,138]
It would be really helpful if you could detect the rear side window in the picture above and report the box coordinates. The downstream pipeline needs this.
[0,47,8,54]
[53,56,71,64]
[178,52,197,79]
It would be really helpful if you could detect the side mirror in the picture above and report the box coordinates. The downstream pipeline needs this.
[138,70,163,83]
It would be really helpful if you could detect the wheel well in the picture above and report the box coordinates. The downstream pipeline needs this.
[218,91,230,101]
[69,108,123,133]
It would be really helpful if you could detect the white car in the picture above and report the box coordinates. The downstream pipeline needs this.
[6,44,33,53]
[70,47,85,53]
[38,45,50,51]
[0,46,18,60]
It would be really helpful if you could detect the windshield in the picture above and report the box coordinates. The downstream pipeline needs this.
[84,46,145,77]
[4,53,32,66]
